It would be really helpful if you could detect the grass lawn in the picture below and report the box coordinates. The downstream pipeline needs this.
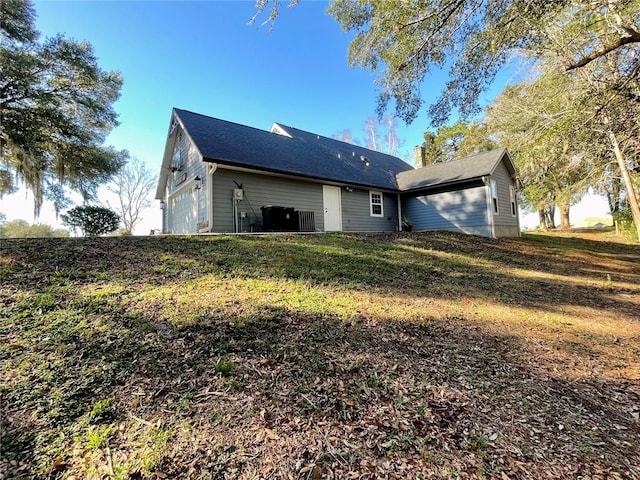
[1,230,639,479]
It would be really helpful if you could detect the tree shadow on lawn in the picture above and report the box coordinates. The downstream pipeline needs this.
[2,232,639,477]
[2,232,638,332]
[403,231,640,281]
[3,233,640,332]
[2,298,639,479]
[70,232,637,322]
[258,232,631,312]
[180,232,639,320]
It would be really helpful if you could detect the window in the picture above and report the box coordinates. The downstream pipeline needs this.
[370,191,383,217]
[490,180,499,214]
[171,144,184,172]
[510,185,517,216]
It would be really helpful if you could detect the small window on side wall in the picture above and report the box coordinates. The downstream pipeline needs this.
[490,180,499,214]
[370,191,383,217]
[510,185,517,216]
[171,146,184,172]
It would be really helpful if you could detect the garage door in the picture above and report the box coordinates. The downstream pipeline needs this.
[170,188,196,234]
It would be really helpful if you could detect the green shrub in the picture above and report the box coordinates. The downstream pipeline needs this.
[61,205,120,236]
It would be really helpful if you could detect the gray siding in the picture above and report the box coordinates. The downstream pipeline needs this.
[402,185,493,237]
[342,189,398,232]
[490,161,519,229]
[211,170,398,233]
[212,169,324,232]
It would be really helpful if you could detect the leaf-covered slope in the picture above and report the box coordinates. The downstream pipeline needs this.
[1,232,639,479]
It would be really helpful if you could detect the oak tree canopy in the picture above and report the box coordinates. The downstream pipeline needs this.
[0,0,126,216]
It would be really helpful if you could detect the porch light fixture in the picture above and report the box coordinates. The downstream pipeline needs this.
[160,200,166,210]
[194,175,202,190]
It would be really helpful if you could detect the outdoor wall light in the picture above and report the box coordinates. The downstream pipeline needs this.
[159,200,166,210]
[345,187,354,192]
[194,175,202,190]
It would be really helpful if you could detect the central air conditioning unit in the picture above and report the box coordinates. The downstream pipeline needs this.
[296,211,315,232]
[233,189,244,200]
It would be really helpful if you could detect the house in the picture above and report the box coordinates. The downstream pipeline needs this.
[155,109,520,238]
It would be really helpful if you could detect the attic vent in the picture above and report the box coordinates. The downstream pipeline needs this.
[360,155,370,166]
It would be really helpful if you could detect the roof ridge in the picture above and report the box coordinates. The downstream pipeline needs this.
[395,148,511,191]
[174,108,282,138]
[405,148,507,172]
[274,122,406,161]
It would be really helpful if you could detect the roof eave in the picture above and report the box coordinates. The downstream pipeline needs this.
[202,157,400,192]
[399,175,487,194]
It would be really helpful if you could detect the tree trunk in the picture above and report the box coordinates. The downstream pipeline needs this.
[605,179,622,234]
[608,130,640,241]
[545,206,556,229]
[558,202,571,229]
[538,209,548,230]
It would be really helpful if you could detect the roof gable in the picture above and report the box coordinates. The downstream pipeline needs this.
[396,149,514,191]
[174,109,413,191]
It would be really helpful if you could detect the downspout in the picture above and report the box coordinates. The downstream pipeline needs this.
[515,184,522,237]
[164,183,170,234]
[160,198,167,234]
[397,193,402,231]
[233,198,238,233]
[482,176,496,239]
[207,163,217,232]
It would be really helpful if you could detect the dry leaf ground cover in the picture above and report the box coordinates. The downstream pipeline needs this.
[1,230,639,479]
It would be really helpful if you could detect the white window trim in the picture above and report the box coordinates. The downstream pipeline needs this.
[369,190,384,217]
[490,180,499,215]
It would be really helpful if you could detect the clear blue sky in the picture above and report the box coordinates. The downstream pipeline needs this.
[34,0,443,158]
[1,0,518,230]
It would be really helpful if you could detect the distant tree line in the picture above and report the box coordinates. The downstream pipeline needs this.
[0,213,68,238]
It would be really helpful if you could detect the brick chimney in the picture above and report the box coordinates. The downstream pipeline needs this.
[413,146,427,168]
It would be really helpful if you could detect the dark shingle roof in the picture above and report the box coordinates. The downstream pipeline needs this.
[396,149,513,191]
[175,109,413,191]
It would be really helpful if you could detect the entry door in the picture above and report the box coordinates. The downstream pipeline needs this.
[323,185,342,232]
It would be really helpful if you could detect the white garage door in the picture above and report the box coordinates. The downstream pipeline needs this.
[170,188,196,234]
